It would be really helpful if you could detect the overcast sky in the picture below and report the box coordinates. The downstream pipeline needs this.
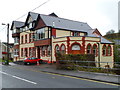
[0,0,119,43]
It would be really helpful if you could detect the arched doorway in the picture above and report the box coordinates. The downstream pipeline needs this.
[71,44,81,54]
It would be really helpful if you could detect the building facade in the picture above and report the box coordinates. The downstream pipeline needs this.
[11,12,114,68]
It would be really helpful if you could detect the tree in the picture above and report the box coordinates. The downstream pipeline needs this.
[118,29,120,34]
[106,29,115,35]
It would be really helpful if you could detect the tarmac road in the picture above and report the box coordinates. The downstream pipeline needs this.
[0,64,119,89]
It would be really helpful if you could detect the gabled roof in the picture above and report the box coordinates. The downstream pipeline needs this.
[92,28,102,36]
[11,21,24,30]
[25,12,39,24]
[40,14,92,32]
[49,12,58,17]
[100,37,114,44]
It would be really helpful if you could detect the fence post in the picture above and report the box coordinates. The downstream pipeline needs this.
[107,62,109,75]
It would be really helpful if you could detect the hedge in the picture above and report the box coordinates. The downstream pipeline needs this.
[56,53,95,70]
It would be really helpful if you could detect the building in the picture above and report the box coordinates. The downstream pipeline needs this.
[0,40,1,59]
[1,42,14,60]
[118,1,120,31]
[11,12,114,68]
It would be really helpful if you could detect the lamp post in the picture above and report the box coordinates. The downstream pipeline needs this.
[2,23,9,65]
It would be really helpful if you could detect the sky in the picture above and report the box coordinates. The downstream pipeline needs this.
[0,0,119,43]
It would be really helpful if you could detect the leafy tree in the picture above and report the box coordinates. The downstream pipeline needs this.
[118,29,120,34]
[106,29,115,35]
[114,45,120,63]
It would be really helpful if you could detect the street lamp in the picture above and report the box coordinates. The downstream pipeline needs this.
[2,23,9,65]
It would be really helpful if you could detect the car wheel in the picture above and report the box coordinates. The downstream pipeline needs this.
[39,60,43,64]
[24,63,27,65]
[27,62,30,65]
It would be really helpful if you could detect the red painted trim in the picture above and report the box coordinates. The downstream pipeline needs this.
[67,37,70,54]
[81,37,85,54]
[85,40,99,42]
[53,40,67,43]
[2,52,7,54]
[53,40,99,43]
[52,28,56,37]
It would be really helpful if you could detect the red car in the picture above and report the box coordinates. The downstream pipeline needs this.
[23,57,43,65]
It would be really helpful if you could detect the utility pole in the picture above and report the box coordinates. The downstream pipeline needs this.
[6,24,9,65]
[2,23,9,65]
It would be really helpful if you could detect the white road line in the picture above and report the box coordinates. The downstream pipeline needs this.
[0,71,37,85]
[12,76,37,84]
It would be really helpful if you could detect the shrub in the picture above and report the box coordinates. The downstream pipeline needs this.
[56,53,95,70]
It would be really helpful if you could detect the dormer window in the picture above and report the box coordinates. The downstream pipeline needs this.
[29,22,33,29]
[25,26,28,30]
[20,28,23,32]
[73,32,79,36]
[12,29,16,34]
[23,27,26,32]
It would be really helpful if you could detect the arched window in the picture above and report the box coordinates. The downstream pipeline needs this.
[42,46,46,56]
[93,45,97,56]
[47,46,51,56]
[61,44,66,54]
[87,44,91,54]
[55,45,60,54]
[72,44,80,50]
[103,45,106,56]
[108,45,111,56]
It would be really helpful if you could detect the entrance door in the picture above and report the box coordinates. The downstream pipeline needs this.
[37,47,40,59]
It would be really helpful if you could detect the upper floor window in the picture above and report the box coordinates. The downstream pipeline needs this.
[12,29,16,34]
[20,28,23,32]
[12,29,20,34]
[29,33,32,42]
[87,44,91,54]
[21,36,23,44]
[29,23,33,29]
[14,49,19,55]
[14,37,19,44]
[25,35,27,43]
[73,32,79,36]
[36,28,45,40]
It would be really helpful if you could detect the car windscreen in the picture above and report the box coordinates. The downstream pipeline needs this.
[31,57,38,60]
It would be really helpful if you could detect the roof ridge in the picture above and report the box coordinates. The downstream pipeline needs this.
[41,14,86,24]
[29,11,87,24]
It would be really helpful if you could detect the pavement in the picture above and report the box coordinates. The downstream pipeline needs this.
[1,62,120,85]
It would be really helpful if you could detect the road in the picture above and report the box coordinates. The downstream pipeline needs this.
[0,64,119,88]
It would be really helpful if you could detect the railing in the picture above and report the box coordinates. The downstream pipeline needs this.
[57,60,120,75]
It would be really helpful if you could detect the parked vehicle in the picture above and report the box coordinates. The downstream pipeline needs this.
[23,57,43,65]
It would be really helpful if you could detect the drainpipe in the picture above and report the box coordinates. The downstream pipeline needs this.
[50,27,52,64]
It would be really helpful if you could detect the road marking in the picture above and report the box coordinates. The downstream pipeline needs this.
[12,75,37,84]
[11,66,120,86]
[0,71,37,85]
